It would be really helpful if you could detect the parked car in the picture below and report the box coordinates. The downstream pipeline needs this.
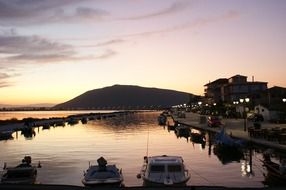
[247,113,264,122]
[207,116,222,127]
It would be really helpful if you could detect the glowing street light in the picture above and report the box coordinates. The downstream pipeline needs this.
[282,98,286,103]
[239,98,250,132]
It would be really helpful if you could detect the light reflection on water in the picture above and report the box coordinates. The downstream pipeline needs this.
[0,110,115,120]
[0,112,268,187]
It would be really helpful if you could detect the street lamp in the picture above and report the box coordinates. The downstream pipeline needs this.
[282,98,286,103]
[239,98,250,132]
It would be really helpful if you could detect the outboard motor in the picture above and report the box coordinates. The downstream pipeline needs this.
[97,157,107,171]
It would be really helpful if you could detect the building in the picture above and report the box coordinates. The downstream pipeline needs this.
[252,86,286,121]
[204,75,268,104]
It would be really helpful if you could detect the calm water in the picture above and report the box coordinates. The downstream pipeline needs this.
[0,112,275,187]
[0,110,115,120]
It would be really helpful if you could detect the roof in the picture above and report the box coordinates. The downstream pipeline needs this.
[228,74,247,79]
[148,155,183,164]
[204,78,228,86]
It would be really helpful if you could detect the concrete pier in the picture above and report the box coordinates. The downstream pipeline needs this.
[172,112,286,152]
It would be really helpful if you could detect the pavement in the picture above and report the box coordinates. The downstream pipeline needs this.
[172,112,286,152]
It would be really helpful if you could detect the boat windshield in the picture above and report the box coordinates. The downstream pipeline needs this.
[150,165,165,172]
[168,165,182,172]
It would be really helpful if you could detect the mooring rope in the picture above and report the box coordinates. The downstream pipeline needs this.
[146,122,150,157]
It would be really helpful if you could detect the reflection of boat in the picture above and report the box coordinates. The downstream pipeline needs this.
[137,155,190,186]
[67,117,79,126]
[262,153,286,185]
[0,131,13,140]
[1,156,39,184]
[82,157,123,187]
[189,129,206,144]
[81,117,88,124]
[158,114,167,126]
[175,125,190,138]
[213,144,244,164]
[42,123,50,130]
[21,127,36,138]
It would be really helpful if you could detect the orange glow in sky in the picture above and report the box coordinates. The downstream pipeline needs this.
[0,0,286,105]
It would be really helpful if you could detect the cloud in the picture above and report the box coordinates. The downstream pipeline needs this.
[78,39,125,48]
[0,31,75,64]
[94,49,116,59]
[0,72,11,88]
[119,1,190,20]
[95,39,125,47]
[0,0,109,26]
[120,10,240,38]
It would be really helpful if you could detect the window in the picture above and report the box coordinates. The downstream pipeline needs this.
[150,165,165,172]
[168,165,182,172]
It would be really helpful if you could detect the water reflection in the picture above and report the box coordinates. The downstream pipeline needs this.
[0,112,284,187]
[261,150,286,186]
[21,127,36,139]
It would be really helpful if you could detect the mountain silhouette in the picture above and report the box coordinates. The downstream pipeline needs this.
[54,85,192,110]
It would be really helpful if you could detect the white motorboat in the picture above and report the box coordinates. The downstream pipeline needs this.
[137,155,190,186]
[82,157,123,187]
[1,156,39,184]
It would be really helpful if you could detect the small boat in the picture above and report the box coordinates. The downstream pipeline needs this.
[82,157,123,187]
[137,155,190,186]
[1,156,39,184]
[215,128,245,147]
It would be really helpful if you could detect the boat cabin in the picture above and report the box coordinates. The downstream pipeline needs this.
[140,155,190,186]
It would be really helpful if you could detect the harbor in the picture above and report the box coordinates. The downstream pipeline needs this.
[1,111,285,189]
[171,112,286,152]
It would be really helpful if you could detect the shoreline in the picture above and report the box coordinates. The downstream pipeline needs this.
[0,111,138,133]
[171,112,286,152]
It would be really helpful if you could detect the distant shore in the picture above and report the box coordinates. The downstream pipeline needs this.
[0,111,139,132]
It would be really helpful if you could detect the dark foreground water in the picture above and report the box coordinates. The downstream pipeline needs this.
[0,112,283,187]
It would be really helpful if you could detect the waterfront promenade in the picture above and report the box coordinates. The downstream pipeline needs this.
[172,112,286,152]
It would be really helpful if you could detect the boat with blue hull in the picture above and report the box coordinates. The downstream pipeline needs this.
[1,156,40,184]
[82,157,123,187]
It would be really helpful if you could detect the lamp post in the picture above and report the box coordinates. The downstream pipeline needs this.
[239,98,250,132]
[283,98,286,103]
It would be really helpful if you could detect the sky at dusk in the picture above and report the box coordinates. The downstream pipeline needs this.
[0,0,286,105]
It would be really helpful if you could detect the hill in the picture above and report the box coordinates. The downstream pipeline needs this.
[54,85,192,110]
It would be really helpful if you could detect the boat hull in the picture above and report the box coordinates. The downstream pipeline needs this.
[82,179,123,187]
[1,168,37,185]
[143,177,189,187]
